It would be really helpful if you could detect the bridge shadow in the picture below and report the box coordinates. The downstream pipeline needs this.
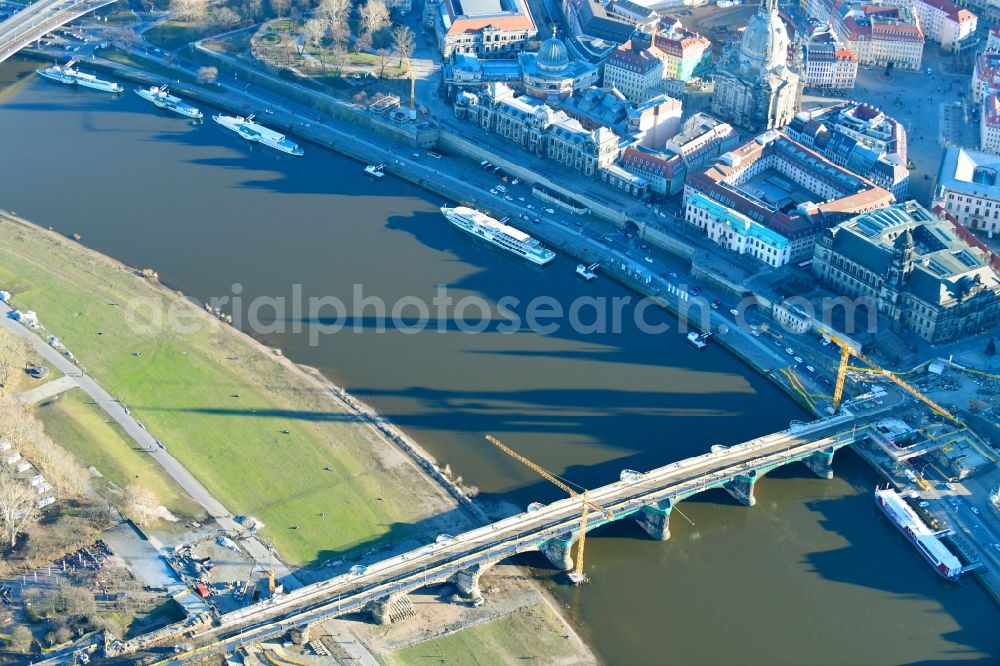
[802,454,1000,663]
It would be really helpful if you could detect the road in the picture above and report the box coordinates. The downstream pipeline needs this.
[0,298,301,588]
[0,0,116,63]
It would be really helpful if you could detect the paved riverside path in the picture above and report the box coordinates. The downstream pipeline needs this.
[0,298,301,588]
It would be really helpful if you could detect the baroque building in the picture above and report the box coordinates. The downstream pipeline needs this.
[813,201,1000,344]
[711,0,800,132]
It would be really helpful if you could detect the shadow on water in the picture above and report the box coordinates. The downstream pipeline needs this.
[806,487,1000,662]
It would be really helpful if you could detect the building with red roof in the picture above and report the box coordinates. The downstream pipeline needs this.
[429,0,537,57]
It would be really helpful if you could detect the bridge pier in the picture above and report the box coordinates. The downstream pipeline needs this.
[635,500,673,540]
[803,447,836,479]
[724,471,758,506]
[540,534,575,571]
[365,593,412,625]
[450,562,490,599]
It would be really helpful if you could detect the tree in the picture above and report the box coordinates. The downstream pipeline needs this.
[9,625,32,653]
[354,30,372,53]
[359,0,390,36]
[269,0,291,17]
[240,0,263,20]
[0,467,38,547]
[987,337,996,356]
[375,47,391,78]
[209,6,241,30]
[197,66,219,84]
[316,0,350,26]
[169,0,206,22]
[391,24,414,68]
[302,17,328,71]
[123,485,159,526]
[0,327,26,394]
[384,0,409,9]
[329,42,347,75]
[111,27,139,49]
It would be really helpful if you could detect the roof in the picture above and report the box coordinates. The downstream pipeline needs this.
[442,0,536,35]
[938,146,1000,200]
[688,191,791,248]
[829,201,1000,305]
[920,0,975,23]
[687,131,893,239]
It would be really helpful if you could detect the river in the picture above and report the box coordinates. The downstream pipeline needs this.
[1,59,998,664]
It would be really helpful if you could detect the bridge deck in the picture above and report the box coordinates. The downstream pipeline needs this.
[138,411,886,658]
[0,0,118,64]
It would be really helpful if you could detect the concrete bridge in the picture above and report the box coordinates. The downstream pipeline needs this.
[115,409,891,659]
[0,0,117,64]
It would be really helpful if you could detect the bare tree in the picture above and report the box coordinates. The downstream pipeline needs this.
[0,468,38,547]
[316,0,350,25]
[384,0,409,9]
[9,625,32,653]
[375,47,392,77]
[330,42,348,75]
[354,30,372,54]
[302,17,327,71]
[269,0,291,17]
[111,27,140,49]
[197,66,219,84]
[0,327,26,394]
[391,24,414,68]
[240,0,263,20]
[169,0,207,22]
[209,6,242,30]
[123,485,159,526]
[359,0,390,36]
[0,396,88,496]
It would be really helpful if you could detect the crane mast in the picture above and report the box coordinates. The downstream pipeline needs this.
[485,435,610,585]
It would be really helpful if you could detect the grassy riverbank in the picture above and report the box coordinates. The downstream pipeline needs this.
[35,388,204,522]
[0,215,464,566]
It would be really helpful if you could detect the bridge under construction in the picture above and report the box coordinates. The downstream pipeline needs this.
[107,402,898,662]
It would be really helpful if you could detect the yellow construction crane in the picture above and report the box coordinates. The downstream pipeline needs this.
[825,331,957,423]
[485,435,612,585]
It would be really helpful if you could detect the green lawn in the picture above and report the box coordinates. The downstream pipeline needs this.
[102,48,197,84]
[35,389,204,523]
[0,219,457,566]
[144,21,212,51]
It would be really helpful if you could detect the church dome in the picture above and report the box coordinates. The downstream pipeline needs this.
[738,0,789,76]
[537,36,570,72]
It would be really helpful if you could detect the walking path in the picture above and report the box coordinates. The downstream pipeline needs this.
[15,373,78,404]
[0,299,301,589]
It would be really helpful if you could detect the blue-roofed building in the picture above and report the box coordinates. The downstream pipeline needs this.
[442,32,600,100]
[686,191,792,266]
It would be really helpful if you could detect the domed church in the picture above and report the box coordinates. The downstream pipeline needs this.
[711,0,800,131]
[519,29,600,99]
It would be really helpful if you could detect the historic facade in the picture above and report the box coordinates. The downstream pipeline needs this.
[813,201,1000,344]
[441,32,600,100]
[935,146,1000,234]
[685,130,893,261]
[430,0,537,58]
[519,32,600,99]
[784,102,909,198]
[454,83,649,196]
[710,0,800,131]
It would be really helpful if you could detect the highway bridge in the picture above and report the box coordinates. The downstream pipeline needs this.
[109,406,893,661]
[0,0,117,64]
